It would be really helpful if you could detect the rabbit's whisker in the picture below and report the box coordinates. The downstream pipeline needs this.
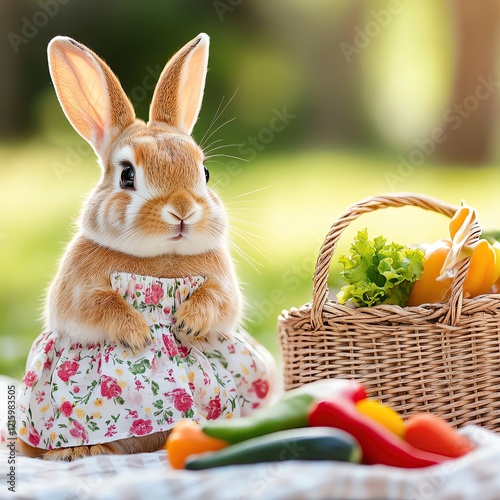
[204,143,243,156]
[199,89,238,149]
[204,153,248,163]
[224,184,275,201]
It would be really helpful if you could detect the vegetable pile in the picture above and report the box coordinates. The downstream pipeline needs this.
[165,379,474,470]
[337,202,500,308]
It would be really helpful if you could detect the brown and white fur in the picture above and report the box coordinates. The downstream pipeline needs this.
[18,34,243,460]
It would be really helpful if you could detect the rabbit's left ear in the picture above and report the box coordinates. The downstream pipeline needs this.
[48,36,135,157]
[149,33,209,135]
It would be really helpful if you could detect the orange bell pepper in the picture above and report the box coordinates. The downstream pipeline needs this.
[407,239,453,306]
[165,419,229,470]
[408,205,498,306]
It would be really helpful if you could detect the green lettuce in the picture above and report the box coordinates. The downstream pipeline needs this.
[337,228,425,307]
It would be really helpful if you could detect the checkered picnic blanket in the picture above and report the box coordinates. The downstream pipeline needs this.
[2,376,500,500]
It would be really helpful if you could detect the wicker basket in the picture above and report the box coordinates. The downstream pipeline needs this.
[278,193,500,430]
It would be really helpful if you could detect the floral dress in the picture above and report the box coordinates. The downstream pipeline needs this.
[16,273,276,450]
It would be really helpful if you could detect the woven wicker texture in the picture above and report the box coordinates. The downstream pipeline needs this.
[279,193,500,430]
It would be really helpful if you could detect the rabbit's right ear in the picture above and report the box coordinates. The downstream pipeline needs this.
[149,33,209,135]
[48,37,135,157]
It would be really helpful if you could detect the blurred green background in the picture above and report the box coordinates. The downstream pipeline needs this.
[2,0,500,379]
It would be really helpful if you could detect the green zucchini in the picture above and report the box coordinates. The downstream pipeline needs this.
[184,427,361,470]
[202,392,315,444]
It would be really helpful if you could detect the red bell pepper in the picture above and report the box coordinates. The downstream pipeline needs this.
[309,400,450,468]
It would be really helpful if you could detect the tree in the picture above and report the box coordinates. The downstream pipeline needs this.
[436,0,500,164]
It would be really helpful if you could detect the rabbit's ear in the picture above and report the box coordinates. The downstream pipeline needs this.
[149,33,209,135]
[48,37,135,156]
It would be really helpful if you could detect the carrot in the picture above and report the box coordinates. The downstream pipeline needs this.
[404,413,474,458]
[165,419,229,469]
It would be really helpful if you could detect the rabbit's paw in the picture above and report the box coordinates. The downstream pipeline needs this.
[112,313,152,354]
[43,444,116,461]
[172,300,215,341]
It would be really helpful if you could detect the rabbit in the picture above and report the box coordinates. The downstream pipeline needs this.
[16,34,277,461]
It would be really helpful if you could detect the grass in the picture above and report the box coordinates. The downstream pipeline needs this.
[2,137,500,379]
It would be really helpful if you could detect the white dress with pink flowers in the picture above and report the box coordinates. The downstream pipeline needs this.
[16,273,276,450]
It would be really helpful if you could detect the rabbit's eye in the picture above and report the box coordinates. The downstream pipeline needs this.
[120,162,135,190]
[204,166,210,184]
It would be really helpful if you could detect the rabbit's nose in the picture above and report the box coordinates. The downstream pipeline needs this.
[162,204,202,225]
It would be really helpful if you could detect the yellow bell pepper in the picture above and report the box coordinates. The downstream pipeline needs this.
[491,241,500,286]
[408,205,498,306]
[449,205,472,240]
[355,399,406,439]
[463,239,497,297]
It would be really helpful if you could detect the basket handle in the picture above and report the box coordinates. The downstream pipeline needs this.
[311,193,482,329]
